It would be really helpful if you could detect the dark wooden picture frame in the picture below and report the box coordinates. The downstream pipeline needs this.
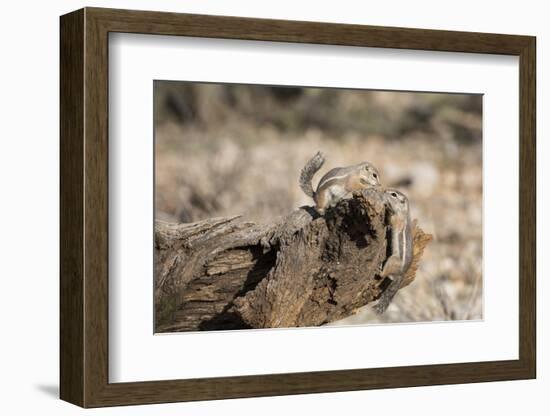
[60,7,536,408]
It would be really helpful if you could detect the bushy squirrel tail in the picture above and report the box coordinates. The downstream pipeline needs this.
[299,151,325,199]
[374,276,403,315]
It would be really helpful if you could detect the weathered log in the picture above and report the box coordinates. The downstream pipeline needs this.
[155,189,432,332]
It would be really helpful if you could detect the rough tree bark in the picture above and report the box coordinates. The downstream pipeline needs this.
[155,189,432,332]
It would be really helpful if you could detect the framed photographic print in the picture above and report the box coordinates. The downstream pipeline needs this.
[60,7,536,408]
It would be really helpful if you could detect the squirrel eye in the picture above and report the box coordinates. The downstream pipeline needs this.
[373,173,378,178]
[391,192,397,197]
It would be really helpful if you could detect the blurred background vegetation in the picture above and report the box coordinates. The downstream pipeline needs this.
[154,81,483,325]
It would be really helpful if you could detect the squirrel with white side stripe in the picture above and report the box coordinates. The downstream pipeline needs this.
[299,153,414,313]
[374,188,413,314]
[299,151,381,214]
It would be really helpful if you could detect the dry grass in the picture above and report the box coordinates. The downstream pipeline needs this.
[155,82,483,324]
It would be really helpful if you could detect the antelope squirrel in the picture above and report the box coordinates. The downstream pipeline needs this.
[374,188,413,314]
[299,151,381,213]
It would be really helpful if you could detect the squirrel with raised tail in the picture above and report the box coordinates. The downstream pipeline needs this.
[299,153,413,313]
[299,151,381,214]
[374,188,413,314]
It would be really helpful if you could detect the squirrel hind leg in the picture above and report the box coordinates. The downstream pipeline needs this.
[380,256,401,278]
[314,189,327,213]
[316,187,339,212]
[316,186,348,214]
